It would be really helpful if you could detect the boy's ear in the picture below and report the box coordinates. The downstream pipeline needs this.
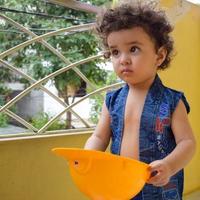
[156,47,167,67]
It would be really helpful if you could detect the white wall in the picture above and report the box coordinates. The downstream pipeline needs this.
[43,81,92,121]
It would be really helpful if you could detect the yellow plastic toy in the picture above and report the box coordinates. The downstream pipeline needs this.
[52,148,150,200]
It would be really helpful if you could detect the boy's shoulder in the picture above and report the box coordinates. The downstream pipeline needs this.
[163,84,181,92]
[105,84,127,109]
[106,84,127,99]
[163,85,184,96]
[163,85,190,113]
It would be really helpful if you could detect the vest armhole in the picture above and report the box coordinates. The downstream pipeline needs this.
[105,91,112,111]
[173,92,190,114]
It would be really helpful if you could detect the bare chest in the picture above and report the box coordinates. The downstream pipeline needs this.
[120,90,147,159]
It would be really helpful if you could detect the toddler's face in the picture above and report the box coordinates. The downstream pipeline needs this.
[107,27,164,86]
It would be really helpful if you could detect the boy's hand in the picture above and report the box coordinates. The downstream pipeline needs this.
[147,160,172,187]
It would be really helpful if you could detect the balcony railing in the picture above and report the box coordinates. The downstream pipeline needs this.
[0,12,124,138]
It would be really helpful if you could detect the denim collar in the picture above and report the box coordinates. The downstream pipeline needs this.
[123,74,164,105]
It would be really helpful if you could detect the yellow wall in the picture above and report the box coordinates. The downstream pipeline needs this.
[159,2,200,194]
[0,133,91,200]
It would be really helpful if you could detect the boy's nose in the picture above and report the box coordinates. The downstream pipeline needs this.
[120,54,131,65]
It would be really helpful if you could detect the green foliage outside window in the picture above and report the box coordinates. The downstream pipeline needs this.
[0,0,117,129]
[30,112,66,131]
[0,85,11,127]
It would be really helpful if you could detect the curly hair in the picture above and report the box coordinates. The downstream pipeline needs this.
[96,1,174,69]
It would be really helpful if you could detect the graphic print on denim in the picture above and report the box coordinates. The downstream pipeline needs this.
[105,74,190,200]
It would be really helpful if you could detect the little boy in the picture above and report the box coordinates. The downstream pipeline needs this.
[85,1,196,199]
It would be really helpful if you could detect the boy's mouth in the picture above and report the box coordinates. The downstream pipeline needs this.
[121,68,133,74]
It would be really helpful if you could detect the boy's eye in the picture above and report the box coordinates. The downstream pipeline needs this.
[111,49,119,56]
[130,46,140,53]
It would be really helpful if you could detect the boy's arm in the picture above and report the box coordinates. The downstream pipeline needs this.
[148,99,196,186]
[84,101,111,151]
[163,99,196,174]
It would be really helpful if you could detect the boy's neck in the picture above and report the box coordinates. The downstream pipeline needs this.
[128,75,156,92]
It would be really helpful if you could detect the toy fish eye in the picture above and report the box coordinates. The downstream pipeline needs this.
[74,160,79,165]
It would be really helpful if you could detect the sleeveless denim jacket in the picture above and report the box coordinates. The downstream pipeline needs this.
[105,75,190,200]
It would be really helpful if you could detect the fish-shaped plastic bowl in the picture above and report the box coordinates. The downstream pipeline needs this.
[52,148,150,200]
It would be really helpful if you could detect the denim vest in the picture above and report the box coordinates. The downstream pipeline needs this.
[105,75,190,200]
